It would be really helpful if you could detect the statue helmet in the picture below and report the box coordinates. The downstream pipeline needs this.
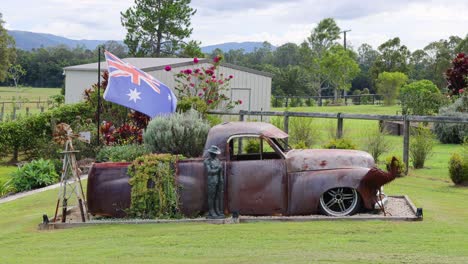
[207,145,221,155]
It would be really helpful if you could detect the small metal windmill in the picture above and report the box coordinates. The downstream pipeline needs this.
[52,123,89,223]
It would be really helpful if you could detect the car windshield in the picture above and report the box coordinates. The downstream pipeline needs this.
[272,138,292,153]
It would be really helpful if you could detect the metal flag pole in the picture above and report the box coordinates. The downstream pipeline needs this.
[97,46,101,146]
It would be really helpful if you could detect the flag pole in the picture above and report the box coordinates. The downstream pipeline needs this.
[96,46,101,146]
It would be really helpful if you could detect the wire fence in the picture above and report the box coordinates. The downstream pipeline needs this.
[0,100,53,122]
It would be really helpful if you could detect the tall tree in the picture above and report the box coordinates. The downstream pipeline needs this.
[306,18,341,98]
[370,37,410,81]
[121,0,196,57]
[179,40,204,58]
[320,45,360,100]
[0,13,16,82]
[273,43,301,68]
[102,40,128,58]
[352,43,379,92]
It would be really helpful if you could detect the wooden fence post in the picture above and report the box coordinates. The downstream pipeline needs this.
[40,106,44,113]
[0,103,4,122]
[337,113,343,139]
[239,110,245,121]
[403,116,410,175]
[12,107,16,120]
[26,107,29,116]
[285,95,289,108]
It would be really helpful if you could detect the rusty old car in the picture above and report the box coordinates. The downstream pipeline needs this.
[87,122,395,218]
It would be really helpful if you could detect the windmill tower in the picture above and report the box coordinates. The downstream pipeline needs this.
[52,123,89,223]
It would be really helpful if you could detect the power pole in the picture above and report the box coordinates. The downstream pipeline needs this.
[341,29,351,98]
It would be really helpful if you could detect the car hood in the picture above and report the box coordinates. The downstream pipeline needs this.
[285,149,375,173]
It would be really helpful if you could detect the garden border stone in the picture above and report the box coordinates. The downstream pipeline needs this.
[38,195,422,230]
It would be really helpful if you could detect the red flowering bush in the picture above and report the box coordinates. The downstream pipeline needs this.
[100,121,142,146]
[445,53,468,97]
[167,56,241,114]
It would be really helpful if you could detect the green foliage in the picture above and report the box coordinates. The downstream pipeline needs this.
[176,96,208,116]
[371,37,411,81]
[143,109,210,158]
[376,71,408,106]
[10,159,59,192]
[364,128,392,162]
[0,102,93,161]
[0,180,13,197]
[434,96,468,144]
[322,138,357,150]
[244,138,260,153]
[127,154,184,219]
[320,45,360,100]
[410,126,435,169]
[96,144,151,162]
[121,0,196,57]
[385,156,405,177]
[289,117,321,148]
[400,80,447,115]
[449,152,468,185]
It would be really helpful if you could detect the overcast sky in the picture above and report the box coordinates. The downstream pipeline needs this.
[2,0,467,51]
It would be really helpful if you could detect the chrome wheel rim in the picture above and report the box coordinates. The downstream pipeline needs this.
[320,187,359,216]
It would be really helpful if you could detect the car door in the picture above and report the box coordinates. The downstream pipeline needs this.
[226,135,287,215]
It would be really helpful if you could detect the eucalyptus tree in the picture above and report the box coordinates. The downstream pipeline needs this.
[0,13,16,82]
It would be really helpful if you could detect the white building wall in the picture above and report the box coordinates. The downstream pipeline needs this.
[64,70,100,104]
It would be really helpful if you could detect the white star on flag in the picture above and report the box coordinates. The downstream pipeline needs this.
[127,88,141,103]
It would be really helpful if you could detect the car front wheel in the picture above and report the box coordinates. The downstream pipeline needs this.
[319,187,361,216]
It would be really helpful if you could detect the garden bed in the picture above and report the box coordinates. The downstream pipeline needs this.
[38,195,422,230]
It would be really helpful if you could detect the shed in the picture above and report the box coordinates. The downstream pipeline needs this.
[63,58,272,112]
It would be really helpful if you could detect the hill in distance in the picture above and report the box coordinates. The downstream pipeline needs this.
[8,30,274,53]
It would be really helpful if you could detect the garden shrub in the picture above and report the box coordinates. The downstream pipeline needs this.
[360,88,372,105]
[433,96,468,144]
[143,109,210,158]
[323,138,357,150]
[410,126,435,169]
[364,128,392,162]
[0,102,93,162]
[449,153,468,185]
[385,156,405,177]
[0,180,13,197]
[10,159,59,192]
[96,144,151,162]
[399,80,447,116]
[289,117,320,148]
[305,98,316,107]
[127,154,184,219]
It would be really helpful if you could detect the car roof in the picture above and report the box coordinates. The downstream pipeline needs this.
[203,122,288,158]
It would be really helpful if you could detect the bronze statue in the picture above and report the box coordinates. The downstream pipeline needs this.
[204,145,224,219]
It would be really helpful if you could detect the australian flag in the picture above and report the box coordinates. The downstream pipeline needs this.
[103,51,177,118]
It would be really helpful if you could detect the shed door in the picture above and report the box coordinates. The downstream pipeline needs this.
[227,136,287,215]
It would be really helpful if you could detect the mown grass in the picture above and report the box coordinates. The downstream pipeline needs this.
[0,104,466,263]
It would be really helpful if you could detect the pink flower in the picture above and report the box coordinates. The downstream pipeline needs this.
[198,92,203,96]
[193,57,199,64]
[218,80,224,84]
[207,99,213,104]
[459,89,465,94]
[202,87,207,91]
[164,65,172,71]
[213,56,221,63]
[184,69,192,74]
[190,83,195,87]
[238,100,243,104]
[229,75,234,79]
[194,68,200,73]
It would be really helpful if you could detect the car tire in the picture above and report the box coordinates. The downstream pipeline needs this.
[319,187,361,216]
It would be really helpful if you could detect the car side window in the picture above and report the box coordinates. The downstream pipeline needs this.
[229,136,281,161]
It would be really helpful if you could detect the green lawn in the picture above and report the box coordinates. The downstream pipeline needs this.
[0,104,466,263]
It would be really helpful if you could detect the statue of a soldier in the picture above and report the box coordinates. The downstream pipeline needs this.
[204,145,224,219]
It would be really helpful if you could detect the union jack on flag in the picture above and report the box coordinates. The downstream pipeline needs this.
[103,50,177,118]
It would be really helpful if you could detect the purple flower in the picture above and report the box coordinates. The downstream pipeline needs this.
[164,65,172,71]
[194,57,199,64]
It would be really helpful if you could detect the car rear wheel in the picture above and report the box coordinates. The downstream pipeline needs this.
[319,187,361,216]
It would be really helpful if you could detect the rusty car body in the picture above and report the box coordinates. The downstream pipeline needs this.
[88,122,394,218]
